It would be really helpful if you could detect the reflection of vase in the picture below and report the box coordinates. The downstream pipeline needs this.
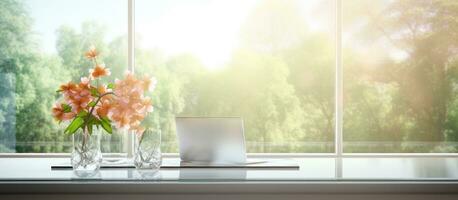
[71,128,102,177]
[133,169,162,180]
[134,128,162,170]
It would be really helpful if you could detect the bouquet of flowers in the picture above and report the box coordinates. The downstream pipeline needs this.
[52,46,155,137]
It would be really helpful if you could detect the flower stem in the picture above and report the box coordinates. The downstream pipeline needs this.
[84,92,115,129]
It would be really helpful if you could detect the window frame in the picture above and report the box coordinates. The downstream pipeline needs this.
[1,0,458,158]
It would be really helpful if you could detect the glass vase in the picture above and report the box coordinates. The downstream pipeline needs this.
[71,127,102,177]
[134,128,162,170]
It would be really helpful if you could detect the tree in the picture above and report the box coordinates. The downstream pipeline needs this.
[221,50,306,152]
[0,0,72,152]
[343,0,458,152]
[237,0,335,152]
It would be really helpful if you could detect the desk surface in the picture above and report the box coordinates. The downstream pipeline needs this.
[1,157,458,181]
[1,157,458,194]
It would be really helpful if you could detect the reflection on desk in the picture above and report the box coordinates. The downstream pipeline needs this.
[1,157,458,181]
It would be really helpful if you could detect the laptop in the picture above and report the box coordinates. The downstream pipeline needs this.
[175,117,247,165]
[175,117,299,169]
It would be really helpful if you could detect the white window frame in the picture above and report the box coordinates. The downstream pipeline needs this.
[1,0,458,159]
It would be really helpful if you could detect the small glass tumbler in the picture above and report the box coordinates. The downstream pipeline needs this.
[134,128,162,170]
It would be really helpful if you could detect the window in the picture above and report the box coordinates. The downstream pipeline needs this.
[1,0,457,155]
[135,0,336,153]
[0,0,127,153]
[343,0,458,153]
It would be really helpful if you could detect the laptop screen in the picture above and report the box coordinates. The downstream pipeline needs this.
[175,117,246,164]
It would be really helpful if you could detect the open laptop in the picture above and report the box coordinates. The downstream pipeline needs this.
[175,117,299,168]
[176,117,247,165]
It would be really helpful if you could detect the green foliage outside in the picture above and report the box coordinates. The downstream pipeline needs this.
[0,0,458,153]
[343,0,458,152]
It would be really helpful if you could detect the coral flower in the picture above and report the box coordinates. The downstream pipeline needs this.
[52,103,76,121]
[79,77,90,89]
[96,99,112,118]
[85,46,98,59]
[109,71,154,132]
[97,85,111,95]
[62,81,93,113]
[59,82,77,93]
[68,92,92,113]
[90,64,111,79]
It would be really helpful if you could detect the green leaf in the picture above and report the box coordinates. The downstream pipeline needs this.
[89,115,101,125]
[90,88,99,97]
[56,89,62,93]
[100,117,113,134]
[101,116,111,123]
[64,117,84,134]
[77,110,88,117]
[88,101,97,107]
[87,114,101,132]
[61,104,72,113]
[107,83,114,89]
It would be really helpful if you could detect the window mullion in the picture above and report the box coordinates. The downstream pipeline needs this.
[127,0,135,158]
[335,0,343,179]
[335,0,343,157]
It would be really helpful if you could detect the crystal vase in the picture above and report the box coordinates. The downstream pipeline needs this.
[71,128,102,177]
[134,128,162,170]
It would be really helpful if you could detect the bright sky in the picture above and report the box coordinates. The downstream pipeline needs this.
[25,0,330,70]
[25,0,127,52]
[135,0,258,69]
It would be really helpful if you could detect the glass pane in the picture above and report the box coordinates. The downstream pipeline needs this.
[0,0,127,153]
[343,0,458,153]
[136,0,336,153]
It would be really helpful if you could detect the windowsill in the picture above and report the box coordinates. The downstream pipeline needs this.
[2,153,458,158]
[1,157,458,195]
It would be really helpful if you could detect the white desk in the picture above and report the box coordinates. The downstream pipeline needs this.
[1,157,458,200]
